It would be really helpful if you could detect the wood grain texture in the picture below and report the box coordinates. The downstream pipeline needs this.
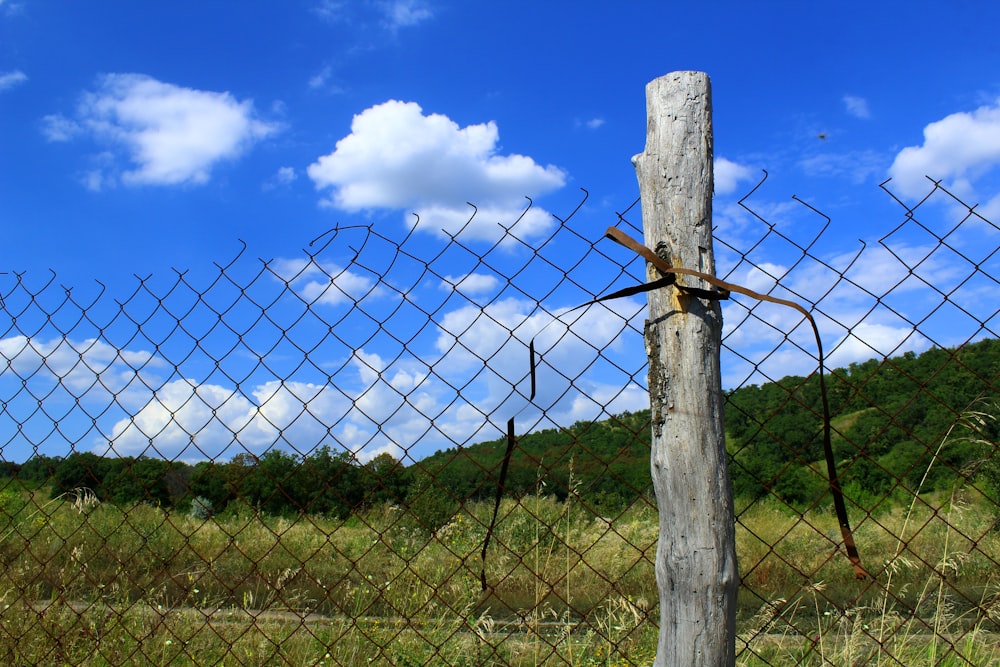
[633,71,738,667]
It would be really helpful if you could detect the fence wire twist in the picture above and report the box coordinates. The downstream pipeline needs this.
[0,176,998,665]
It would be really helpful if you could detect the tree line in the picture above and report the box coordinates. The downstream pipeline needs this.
[3,337,999,524]
[5,447,410,520]
[726,337,1000,505]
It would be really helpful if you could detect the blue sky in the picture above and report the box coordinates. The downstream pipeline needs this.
[2,1,1000,463]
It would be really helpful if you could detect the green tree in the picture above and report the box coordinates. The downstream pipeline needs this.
[51,452,108,498]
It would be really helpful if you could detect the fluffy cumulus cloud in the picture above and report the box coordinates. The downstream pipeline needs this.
[826,323,928,369]
[84,316,565,461]
[0,275,647,462]
[0,335,156,397]
[268,257,382,306]
[888,98,1000,209]
[1,331,400,461]
[717,237,963,387]
[103,377,359,460]
[104,379,260,459]
[308,100,567,241]
[45,73,277,188]
[431,295,647,430]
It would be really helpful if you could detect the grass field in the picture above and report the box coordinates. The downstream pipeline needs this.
[1,482,999,666]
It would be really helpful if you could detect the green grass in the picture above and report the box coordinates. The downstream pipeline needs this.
[0,485,660,666]
[1,479,999,665]
[736,403,1000,666]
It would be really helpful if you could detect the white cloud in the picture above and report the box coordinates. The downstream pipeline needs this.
[440,272,499,295]
[307,100,566,241]
[978,193,1000,222]
[309,65,333,90]
[432,295,644,428]
[717,235,971,387]
[52,73,277,186]
[826,323,929,369]
[0,69,26,91]
[20,334,406,461]
[722,302,929,388]
[0,335,157,397]
[379,0,432,29]
[843,95,870,119]
[314,0,432,32]
[102,375,363,460]
[0,282,637,464]
[41,114,80,141]
[888,98,1000,199]
[263,166,297,190]
[714,157,754,196]
[268,257,383,306]
[563,382,647,423]
[575,117,605,130]
[104,379,260,459]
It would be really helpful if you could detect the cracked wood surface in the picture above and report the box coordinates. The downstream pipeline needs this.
[633,71,738,667]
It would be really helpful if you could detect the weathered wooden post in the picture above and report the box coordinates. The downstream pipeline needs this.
[633,71,738,666]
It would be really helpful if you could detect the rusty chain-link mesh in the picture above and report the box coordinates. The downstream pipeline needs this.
[714,176,1000,666]
[0,175,998,665]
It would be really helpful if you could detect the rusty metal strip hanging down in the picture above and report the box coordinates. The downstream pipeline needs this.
[481,340,536,592]
[604,226,866,579]
[481,227,867,592]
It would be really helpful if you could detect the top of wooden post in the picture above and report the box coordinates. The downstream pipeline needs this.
[632,70,715,282]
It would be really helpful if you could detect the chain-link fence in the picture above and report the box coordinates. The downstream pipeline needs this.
[0,174,998,665]
[720,177,1000,666]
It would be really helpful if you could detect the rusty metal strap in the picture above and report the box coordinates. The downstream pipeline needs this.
[481,341,536,592]
[481,228,867,592]
[604,227,867,579]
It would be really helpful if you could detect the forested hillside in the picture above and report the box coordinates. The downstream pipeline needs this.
[4,338,999,523]
[416,337,1000,514]
[727,337,1000,505]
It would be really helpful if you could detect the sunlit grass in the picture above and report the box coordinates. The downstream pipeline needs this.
[0,474,999,664]
[736,403,1000,666]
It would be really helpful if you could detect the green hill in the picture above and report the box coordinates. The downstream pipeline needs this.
[414,337,1000,517]
[7,338,999,524]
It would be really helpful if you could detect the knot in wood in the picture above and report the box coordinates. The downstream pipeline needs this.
[654,242,672,264]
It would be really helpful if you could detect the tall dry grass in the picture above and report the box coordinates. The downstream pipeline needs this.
[1,424,999,666]
[736,403,1000,666]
